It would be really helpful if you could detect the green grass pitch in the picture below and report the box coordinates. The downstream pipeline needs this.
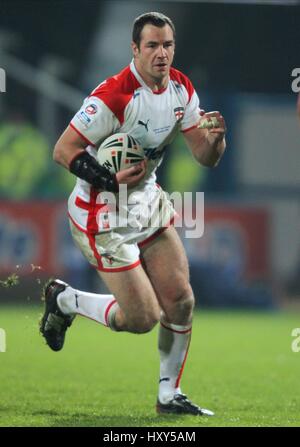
[0,305,300,427]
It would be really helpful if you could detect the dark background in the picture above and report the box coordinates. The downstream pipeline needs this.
[0,1,299,309]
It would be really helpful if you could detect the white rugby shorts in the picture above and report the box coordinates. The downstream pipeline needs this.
[69,187,176,272]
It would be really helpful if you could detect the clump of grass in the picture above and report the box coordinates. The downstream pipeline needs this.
[0,273,20,288]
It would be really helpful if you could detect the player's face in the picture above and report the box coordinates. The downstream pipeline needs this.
[132,24,175,88]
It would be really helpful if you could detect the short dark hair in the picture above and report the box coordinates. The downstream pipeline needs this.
[132,12,176,48]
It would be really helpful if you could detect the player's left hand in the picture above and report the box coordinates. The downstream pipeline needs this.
[199,111,227,144]
[116,159,147,188]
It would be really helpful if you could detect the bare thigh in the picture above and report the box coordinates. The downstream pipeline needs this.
[140,226,194,325]
[97,264,161,331]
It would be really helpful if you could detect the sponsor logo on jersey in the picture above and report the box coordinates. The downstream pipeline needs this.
[153,125,171,134]
[85,103,98,115]
[77,111,91,127]
[138,119,150,132]
[174,107,184,122]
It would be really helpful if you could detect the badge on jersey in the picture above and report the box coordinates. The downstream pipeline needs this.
[174,107,184,122]
[75,101,99,128]
[85,103,98,115]
[76,111,91,128]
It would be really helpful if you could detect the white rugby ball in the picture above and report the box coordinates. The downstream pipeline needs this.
[97,133,144,174]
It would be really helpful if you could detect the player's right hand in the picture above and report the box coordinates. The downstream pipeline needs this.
[116,159,147,188]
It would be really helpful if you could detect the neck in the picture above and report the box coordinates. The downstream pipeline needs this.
[134,61,168,92]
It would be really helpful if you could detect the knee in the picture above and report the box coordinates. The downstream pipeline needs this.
[166,286,195,319]
[129,313,159,334]
[177,292,195,316]
[183,291,195,313]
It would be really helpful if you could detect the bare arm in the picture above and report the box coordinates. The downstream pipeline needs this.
[53,125,147,188]
[183,111,227,168]
[53,125,87,168]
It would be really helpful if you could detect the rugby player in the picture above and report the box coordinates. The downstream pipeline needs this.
[40,12,226,416]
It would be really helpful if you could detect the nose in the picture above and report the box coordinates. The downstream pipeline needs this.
[157,45,167,58]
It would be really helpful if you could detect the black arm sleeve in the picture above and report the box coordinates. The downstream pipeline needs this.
[69,151,119,193]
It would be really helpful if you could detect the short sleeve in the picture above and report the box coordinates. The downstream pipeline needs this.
[70,96,119,146]
[180,90,201,133]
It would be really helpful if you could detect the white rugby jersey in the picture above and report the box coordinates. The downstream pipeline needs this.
[68,60,201,233]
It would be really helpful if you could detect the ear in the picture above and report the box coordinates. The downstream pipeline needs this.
[131,41,139,58]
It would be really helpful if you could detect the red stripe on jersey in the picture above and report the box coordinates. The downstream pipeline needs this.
[170,67,195,104]
[86,188,103,234]
[69,123,96,147]
[72,188,105,270]
[90,66,141,125]
[84,188,104,270]
[70,194,141,273]
[87,232,105,270]
[75,193,111,233]
[69,213,141,272]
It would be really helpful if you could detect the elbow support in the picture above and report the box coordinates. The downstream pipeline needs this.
[69,151,119,193]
